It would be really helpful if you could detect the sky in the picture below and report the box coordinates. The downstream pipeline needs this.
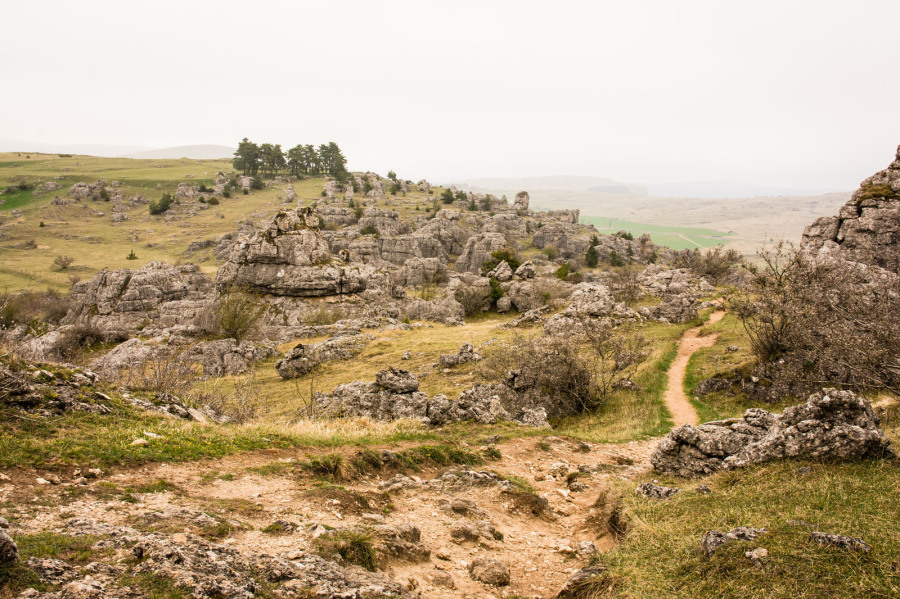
[2,0,899,189]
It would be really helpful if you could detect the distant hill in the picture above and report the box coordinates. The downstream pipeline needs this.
[123,145,236,160]
[0,137,152,156]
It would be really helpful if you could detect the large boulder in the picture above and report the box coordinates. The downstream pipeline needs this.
[0,529,18,564]
[513,191,530,211]
[216,207,372,297]
[182,339,277,377]
[802,144,900,272]
[454,233,508,273]
[652,388,894,477]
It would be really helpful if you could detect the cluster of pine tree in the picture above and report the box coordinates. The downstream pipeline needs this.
[232,138,349,183]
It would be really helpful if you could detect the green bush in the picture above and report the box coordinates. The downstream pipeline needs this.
[585,245,598,267]
[481,248,521,276]
[555,263,570,280]
[609,250,624,267]
[148,193,174,215]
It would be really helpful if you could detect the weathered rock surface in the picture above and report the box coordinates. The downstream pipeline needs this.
[635,482,679,499]
[0,529,17,564]
[468,557,510,586]
[275,335,367,379]
[65,262,213,335]
[314,371,547,427]
[652,389,894,477]
[182,339,277,377]
[803,145,900,272]
[810,531,872,552]
[455,232,508,273]
[216,207,372,297]
[439,343,483,366]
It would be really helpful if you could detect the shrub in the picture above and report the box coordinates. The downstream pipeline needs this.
[585,245,598,268]
[543,246,560,260]
[215,287,266,342]
[360,225,378,236]
[354,205,364,221]
[481,249,521,276]
[439,188,455,204]
[126,249,138,260]
[674,246,742,284]
[52,255,75,271]
[555,263,570,280]
[730,242,900,397]
[455,285,489,317]
[207,197,219,205]
[483,321,649,415]
[608,265,642,304]
[314,529,377,571]
[149,193,173,215]
[609,250,624,267]
[251,177,264,190]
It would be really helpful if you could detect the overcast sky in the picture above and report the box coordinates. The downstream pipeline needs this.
[2,0,899,189]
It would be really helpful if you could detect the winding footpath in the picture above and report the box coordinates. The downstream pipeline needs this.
[662,310,725,427]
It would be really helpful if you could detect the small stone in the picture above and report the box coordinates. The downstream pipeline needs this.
[143,431,162,439]
[86,469,103,478]
[0,473,10,481]
[745,547,768,567]
[427,571,455,589]
[36,478,52,485]
[635,482,679,499]
[361,513,385,524]
[468,557,510,586]
[695,484,712,494]
[0,529,18,564]
[576,540,598,556]
[702,527,767,557]
[0,518,9,529]
[130,439,149,446]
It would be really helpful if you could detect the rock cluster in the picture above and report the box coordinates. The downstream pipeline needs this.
[702,527,767,557]
[439,342,483,366]
[314,369,548,427]
[652,389,894,477]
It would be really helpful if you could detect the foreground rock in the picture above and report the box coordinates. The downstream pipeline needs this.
[652,389,894,477]
[810,532,872,552]
[468,557,510,586]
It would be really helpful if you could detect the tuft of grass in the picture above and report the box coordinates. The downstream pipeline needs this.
[301,453,345,480]
[119,572,189,599]
[314,529,378,571]
[135,479,180,494]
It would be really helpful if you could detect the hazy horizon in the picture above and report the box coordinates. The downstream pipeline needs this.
[3,0,899,189]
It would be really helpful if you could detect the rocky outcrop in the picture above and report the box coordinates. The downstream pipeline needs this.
[802,145,900,271]
[182,339,277,377]
[216,207,372,297]
[314,371,547,427]
[512,191,529,211]
[0,361,108,418]
[702,527,767,557]
[652,389,894,477]
[358,207,404,237]
[65,262,213,334]
[275,335,368,379]
[0,529,18,564]
[174,182,198,200]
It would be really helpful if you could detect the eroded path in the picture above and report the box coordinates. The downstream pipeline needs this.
[663,310,725,427]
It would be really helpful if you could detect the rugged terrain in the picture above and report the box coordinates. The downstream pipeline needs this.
[1,149,898,598]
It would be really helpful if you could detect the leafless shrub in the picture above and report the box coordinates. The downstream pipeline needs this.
[122,352,198,397]
[607,264,642,305]
[484,319,649,415]
[674,246,743,284]
[55,322,113,361]
[730,241,900,397]
[198,370,264,423]
[0,290,72,329]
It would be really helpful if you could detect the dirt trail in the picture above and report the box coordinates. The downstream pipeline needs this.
[663,310,725,427]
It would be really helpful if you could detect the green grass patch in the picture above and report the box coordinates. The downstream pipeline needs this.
[118,572,189,599]
[313,529,377,571]
[605,459,900,598]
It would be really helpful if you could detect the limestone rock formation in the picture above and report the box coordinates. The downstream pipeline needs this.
[512,191,530,211]
[0,529,18,564]
[65,262,213,334]
[275,335,368,379]
[802,144,900,271]
[182,339,277,377]
[216,207,372,297]
[652,389,894,477]
[454,232,508,273]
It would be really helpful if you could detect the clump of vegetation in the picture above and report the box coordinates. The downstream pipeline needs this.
[674,245,743,284]
[609,250,624,267]
[359,225,378,236]
[302,453,345,479]
[555,263,570,280]
[215,287,266,342]
[484,320,649,415]
[730,242,900,397]
[855,182,899,202]
[481,248,521,276]
[148,193,174,215]
[585,244,599,267]
[126,249,138,260]
[314,529,377,571]
[52,255,75,271]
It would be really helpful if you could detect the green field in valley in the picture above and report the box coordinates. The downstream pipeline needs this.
[579,215,732,250]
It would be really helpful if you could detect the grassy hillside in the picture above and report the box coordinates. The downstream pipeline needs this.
[0,152,435,292]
